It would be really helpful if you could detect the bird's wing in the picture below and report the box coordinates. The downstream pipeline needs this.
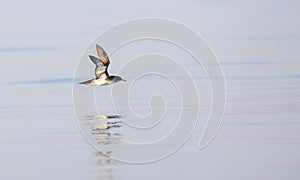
[89,55,109,79]
[96,44,110,66]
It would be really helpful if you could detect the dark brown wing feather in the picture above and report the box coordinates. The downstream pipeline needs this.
[96,44,110,66]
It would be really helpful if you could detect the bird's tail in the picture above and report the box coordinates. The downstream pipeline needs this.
[78,79,94,85]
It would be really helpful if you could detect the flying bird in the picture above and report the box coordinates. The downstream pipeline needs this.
[78,44,125,86]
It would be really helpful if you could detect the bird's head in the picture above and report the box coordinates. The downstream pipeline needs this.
[112,76,126,83]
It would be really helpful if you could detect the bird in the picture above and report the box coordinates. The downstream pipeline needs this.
[78,44,125,86]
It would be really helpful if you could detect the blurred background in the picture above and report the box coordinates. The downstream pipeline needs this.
[0,0,299,179]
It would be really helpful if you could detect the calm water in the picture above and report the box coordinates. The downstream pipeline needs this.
[1,0,300,179]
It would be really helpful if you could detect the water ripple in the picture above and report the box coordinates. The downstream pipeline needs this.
[0,47,59,53]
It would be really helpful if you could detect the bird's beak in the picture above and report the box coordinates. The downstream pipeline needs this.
[122,79,126,82]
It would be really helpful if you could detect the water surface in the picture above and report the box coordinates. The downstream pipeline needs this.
[0,0,300,179]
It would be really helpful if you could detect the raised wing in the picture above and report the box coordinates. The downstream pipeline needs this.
[96,44,110,66]
[89,55,109,79]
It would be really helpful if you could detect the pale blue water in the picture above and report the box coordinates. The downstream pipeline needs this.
[1,0,300,179]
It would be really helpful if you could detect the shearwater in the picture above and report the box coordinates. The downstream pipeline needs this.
[78,44,125,86]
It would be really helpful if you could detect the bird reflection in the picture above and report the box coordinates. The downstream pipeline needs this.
[92,121,122,131]
[92,132,122,145]
[96,151,113,166]
[98,151,112,158]
[96,151,114,180]
[85,114,123,120]
[80,114,123,180]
